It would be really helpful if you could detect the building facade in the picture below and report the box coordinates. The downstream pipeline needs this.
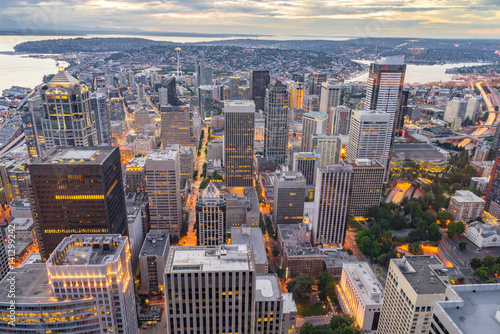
[448,190,485,222]
[331,106,351,135]
[224,100,255,187]
[196,182,227,246]
[160,105,195,147]
[272,171,306,226]
[292,151,319,186]
[264,81,289,164]
[312,165,353,246]
[145,149,181,234]
[312,134,342,167]
[29,147,127,260]
[139,230,170,294]
[250,69,270,112]
[319,82,341,134]
[301,111,328,152]
[125,157,147,195]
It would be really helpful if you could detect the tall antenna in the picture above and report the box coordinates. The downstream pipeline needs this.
[175,47,182,76]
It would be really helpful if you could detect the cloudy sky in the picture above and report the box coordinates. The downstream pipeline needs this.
[1,0,499,39]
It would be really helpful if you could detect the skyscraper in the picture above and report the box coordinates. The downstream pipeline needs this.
[196,182,227,245]
[264,81,289,164]
[47,234,138,333]
[250,69,270,112]
[224,100,255,187]
[29,147,127,260]
[125,157,147,195]
[311,134,342,167]
[272,170,306,226]
[347,110,391,168]
[312,164,353,246]
[378,256,447,334]
[198,85,214,119]
[308,72,327,95]
[364,57,406,153]
[288,82,305,109]
[331,106,351,135]
[160,105,195,147]
[196,64,213,87]
[165,244,256,334]
[292,151,319,186]
[40,68,98,149]
[319,81,341,133]
[301,111,328,152]
[91,91,111,145]
[343,159,385,217]
[23,92,46,160]
[145,148,181,234]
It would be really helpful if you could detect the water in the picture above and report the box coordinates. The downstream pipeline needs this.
[348,60,489,84]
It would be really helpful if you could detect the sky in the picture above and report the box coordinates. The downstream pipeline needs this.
[1,0,500,39]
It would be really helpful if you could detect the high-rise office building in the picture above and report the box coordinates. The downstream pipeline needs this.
[443,98,468,123]
[304,94,320,112]
[40,68,98,149]
[0,240,8,282]
[109,97,125,121]
[198,85,214,119]
[311,134,342,167]
[145,148,181,234]
[347,110,391,168]
[196,182,227,246]
[139,230,170,294]
[343,159,385,217]
[125,157,147,196]
[91,91,112,145]
[264,81,289,164]
[196,64,213,87]
[292,151,319,186]
[29,147,127,260]
[301,111,328,152]
[272,170,306,226]
[364,56,406,132]
[161,75,178,106]
[288,82,305,109]
[160,105,195,147]
[378,256,447,334]
[331,106,351,135]
[47,234,138,334]
[308,72,327,95]
[224,100,255,187]
[23,92,46,160]
[395,89,409,136]
[250,69,270,112]
[312,164,353,246]
[320,82,341,133]
[484,156,500,221]
[465,95,481,121]
[165,244,256,334]
[229,76,241,99]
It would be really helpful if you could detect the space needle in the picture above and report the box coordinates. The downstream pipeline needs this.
[175,47,182,77]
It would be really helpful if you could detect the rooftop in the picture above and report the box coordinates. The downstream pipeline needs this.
[146,149,178,161]
[392,143,449,162]
[255,274,281,302]
[166,244,254,273]
[34,146,116,165]
[48,69,79,85]
[0,264,55,305]
[282,292,298,314]
[452,190,485,204]
[343,159,384,168]
[373,56,405,65]
[278,223,312,242]
[140,230,170,257]
[285,245,325,258]
[9,218,34,231]
[343,262,383,305]
[231,226,267,266]
[303,112,328,120]
[438,284,500,334]
[47,234,127,266]
[9,198,30,209]
[275,170,306,184]
[393,256,447,295]
[293,151,318,159]
[468,221,500,237]
[243,188,260,213]
[126,157,147,169]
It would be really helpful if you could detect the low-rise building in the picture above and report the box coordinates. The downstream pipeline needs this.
[283,245,325,279]
[391,142,449,176]
[470,176,491,193]
[125,157,147,196]
[337,262,384,333]
[277,223,312,254]
[448,190,485,222]
[139,230,170,294]
[6,217,35,240]
[323,250,358,277]
[231,225,268,274]
[9,198,31,218]
[465,221,500,248]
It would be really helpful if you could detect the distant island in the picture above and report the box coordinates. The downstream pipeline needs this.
[12,37,500,65]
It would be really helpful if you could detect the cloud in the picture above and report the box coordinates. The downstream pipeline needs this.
[1,0,500,38]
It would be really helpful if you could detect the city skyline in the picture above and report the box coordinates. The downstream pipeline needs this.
[2,0,500,39]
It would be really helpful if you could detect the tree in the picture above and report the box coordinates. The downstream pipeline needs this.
[447,221,465,238]
[271,244,280,257]
[483,255,495,268]
[458,241,467,251]
[170,234,180,245]
[316,272,336,302]
[287,274,315,303]
[474,267,490,281]
[470,257,482,269]
[436,211,452,226]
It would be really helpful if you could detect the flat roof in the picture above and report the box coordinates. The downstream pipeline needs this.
[440,285,500,334]
[343,262,383,305]
[140,231,169,257]
[285,245,325,258]
[282,292,297,314]
[393,256,447,295]
[34,147,116,165]
[0,264,55,304]
[452,190,485,203]
[47,234,126,266]
[255,274,281,302]
[147,149,178,161]
[392,143,448,161]
[166,245,253,273]
[231,226,267,266]
[243,188,260,213]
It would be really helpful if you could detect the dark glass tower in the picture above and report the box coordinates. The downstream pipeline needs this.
[264,81,289,165]
[250,69,270,112]
[29,147,127,259]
